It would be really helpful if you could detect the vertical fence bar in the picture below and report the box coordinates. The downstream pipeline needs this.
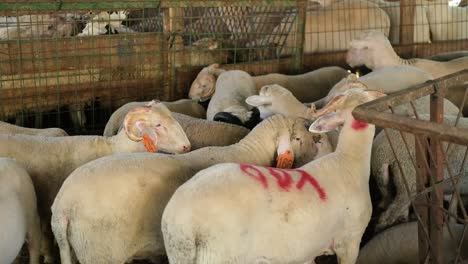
[400,0,415,46]
[292,0,306,73]
[415,135,429,264]
[428,83,445,263]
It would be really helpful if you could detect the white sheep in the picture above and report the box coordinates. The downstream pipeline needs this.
[105,110,250,150]
[372,115,468,231]
[161,88,385,264]
[206,70,258,127]
[0,121,68,136]
[253,0,390,54]
[247,66,460,121]
[0,14,75,40]
[357,222,468,263]
[103,99,206,137]
[369,0,430,44]
[78,11,134,36]
[189,64,350,104]
[0,102,190,263]
[51,115,319,264]
[0,158,41,264]
[426,3,468,41]
[346,30,468,79]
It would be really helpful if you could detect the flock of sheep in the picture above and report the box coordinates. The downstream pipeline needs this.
[1,19,468,264]
[0,28,467,264]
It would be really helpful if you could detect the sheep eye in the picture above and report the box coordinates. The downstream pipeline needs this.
[155,124,161,128]
[295,137,301,141]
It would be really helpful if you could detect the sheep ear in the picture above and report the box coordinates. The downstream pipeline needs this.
[276,133,294,169]
[134,121,159,152]
[146,99,161,107]
[365,90,387,100]
[312,94,347,119]
[123,106,152,141]
[309,112,345,133]
[245,95,272,107]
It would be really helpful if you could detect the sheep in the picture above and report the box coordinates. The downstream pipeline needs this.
[0,158,41,264]
[0,121,68,136]
[426,3,468,41]
[346,30,468,79]
[189,64,350,103]
[356,222,468,263]
[78,11,134,36]
[206,70,259,128]
[372,115,468,231]
[368,0,430,44]
[106,111,251,150]
[161,88,386,264]
[252,0,390,54]
[247,66,460,121]
[0,102,190,263]
[103,99,206,136]
[0,14,76,40]
[51,114,319,264]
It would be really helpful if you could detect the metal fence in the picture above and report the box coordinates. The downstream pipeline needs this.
[354,69,468,263]
[0,0,304,133]
[0,0,467,134]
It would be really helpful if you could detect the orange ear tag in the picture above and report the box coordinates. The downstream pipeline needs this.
[142,134,157,153]
[276,150,294,169]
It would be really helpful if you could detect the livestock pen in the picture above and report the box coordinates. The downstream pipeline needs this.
[354,70,468,264]
[0,0,467,134]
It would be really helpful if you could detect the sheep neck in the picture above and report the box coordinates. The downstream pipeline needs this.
[333,114,375,179]
[109,131,143,154]
[372,45,411,70]
[179,122,285,171]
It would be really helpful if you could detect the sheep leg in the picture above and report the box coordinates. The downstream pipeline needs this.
[69,103,87,133]
[40,222,56,264]
[376,163,392,209]
[34,112,43,128]
[51,216,77,264]
[27,211,42,264]
[334,238,360,264]
[376,192,410,232]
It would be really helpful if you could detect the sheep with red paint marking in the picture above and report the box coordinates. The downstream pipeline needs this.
[0,102,190,263]
[161,88,385,264]
[51,114,319,264]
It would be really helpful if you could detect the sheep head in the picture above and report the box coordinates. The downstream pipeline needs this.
[123,103,191,154]
[309,88,386,133]
[272,117,319,168]
[346,30,398,70]
[246,84,301,120]
[189,64,224,102]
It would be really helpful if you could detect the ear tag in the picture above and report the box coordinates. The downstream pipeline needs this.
[142,134,157,153]
[276,150,294,169]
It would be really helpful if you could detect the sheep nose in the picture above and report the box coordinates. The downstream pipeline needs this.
[182,145,191,152]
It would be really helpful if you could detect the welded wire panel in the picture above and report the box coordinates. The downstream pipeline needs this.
[354,74,468,263]
[0,1,302,134]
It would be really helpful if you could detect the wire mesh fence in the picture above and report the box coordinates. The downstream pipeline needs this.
[0,1,304,134]
[354,69,468,263]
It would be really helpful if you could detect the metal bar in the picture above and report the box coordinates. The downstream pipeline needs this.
[400,0,416,45]
[352,108,468,146]
[292,0,306,73]
[415,135,429,264]
[428,83,445,264]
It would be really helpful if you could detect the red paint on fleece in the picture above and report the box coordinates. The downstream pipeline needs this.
[239,164,327,201]
[295,169,327,201]
[351,119,369,131]
[267,168,293,191]
[240,164,268,188]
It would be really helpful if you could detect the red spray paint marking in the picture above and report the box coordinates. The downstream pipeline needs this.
[239,164,327,201]
[240,164,268,188]
[351,119,369,131]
